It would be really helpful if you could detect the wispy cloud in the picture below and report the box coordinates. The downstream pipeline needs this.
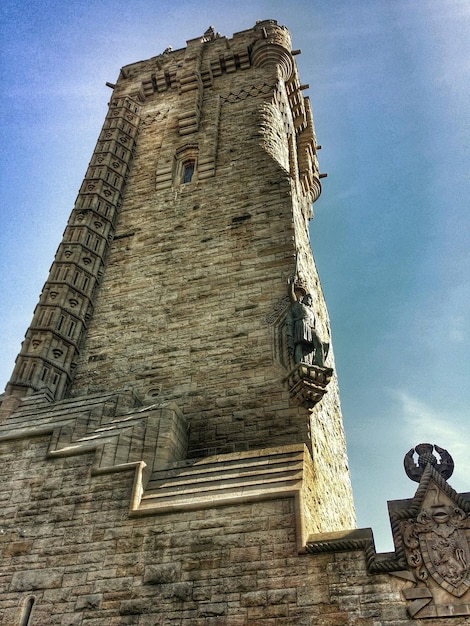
[392,389,469,490]
[449,315,466,343]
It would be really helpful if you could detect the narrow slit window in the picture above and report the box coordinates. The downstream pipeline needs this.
[19,362,27,379]
[28,363,36,381]
[57,314,65,331]
[20,596,35,626]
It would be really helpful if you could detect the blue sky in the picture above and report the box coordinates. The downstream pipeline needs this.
[1,0,469,551]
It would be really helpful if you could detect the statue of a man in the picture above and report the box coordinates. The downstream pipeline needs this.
[286,279,329,367]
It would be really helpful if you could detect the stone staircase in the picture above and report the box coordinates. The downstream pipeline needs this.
[0,390,312,545]
[138,444,306,513]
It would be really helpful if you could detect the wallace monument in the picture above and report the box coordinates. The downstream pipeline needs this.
[1,20,468,625]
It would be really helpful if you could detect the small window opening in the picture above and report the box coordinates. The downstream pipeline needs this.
[57,315,65,332]
[28,363,36,382]
[19,362,27,378]
[182,162,195,184]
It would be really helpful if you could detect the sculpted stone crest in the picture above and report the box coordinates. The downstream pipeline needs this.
[402,493,470,597]
[390,444,470,618]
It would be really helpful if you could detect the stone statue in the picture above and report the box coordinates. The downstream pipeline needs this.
[286,278,329,367]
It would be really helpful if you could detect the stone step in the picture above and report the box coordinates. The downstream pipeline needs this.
[147,453,302,488]
[139,445,305,512]
[142,469,302,502]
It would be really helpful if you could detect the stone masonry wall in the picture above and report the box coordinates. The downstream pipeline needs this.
[2,434,468,625]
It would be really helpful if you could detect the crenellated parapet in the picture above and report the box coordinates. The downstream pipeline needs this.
[5,97,141,402]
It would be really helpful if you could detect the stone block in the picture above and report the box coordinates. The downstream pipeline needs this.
[10,568,63,591]
[197,602,227,617]
[60,614,83,626]
[75,593,103,610]
[267,588,296,604]
[241,590,268,607]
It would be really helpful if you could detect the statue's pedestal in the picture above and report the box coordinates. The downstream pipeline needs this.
[284,362,333,408]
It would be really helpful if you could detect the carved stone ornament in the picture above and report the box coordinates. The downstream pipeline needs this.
[402,498,469,597]
[404,443,454,482]
[283,362,333,408]
[389,447,470,619]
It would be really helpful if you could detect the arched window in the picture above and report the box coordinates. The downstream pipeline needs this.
[174,144,198,186]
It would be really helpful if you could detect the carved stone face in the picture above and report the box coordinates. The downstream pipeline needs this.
[431,507,450,524]
[302,294,313,306]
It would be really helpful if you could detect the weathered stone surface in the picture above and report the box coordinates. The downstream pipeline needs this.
[10,568,63,591]
[143,563,180,585]
[74,593,103,610]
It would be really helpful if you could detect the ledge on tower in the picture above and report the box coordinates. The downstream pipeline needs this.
[284,362,333,408]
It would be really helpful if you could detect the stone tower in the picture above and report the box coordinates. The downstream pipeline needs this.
[1,22,366,624]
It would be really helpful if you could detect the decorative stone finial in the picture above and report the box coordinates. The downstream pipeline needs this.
[404,443,454,482]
